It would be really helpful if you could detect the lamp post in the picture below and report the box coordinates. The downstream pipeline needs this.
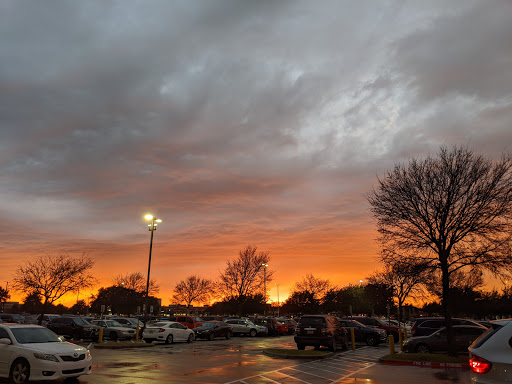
[275,283,280,317]
[144,214,162,323]
[261,263,268,315]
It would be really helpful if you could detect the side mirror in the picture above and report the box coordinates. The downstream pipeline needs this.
[58,336,66,342]
[0,338,12,345]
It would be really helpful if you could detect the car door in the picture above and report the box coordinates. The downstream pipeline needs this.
[174,323,189,341]
[0,328,13,377]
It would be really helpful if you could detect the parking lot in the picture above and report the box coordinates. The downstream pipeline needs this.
[54,335,469,384]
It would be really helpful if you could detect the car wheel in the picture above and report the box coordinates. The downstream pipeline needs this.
[187,334,194,343]
[329,338,337,352]
[110,331,118,341]
[72,332,81,341]
[249,329,257,337]
[365,335,377,346]
[208,332,215,341]
[415,343,431,354]
[343,337,349,350]
[166,334,174,344]
[297,344,305,350]
[9,358,30,384]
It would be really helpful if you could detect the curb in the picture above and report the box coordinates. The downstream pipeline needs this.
[379,359,469,370]
[263,349,334,359]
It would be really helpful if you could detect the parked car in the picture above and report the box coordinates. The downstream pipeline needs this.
[277,318,298,335]
[403,325,487,353]
[89,319,136,340]
[251,317,280,336]
[24,314,60,327]
[225,319,267,337]
[345,316,399,341]
[469,318,512,383]
[294,315,348,351]
[194,321,233,340]
[381,319,412,337]
[411,317,485,336]
[142,321,194,344]
[0,314,25,324]
[168,315,204,329]
[46,316,100,341]
[109,317,143,330]
[338,319,388,346]
[0,323,92,383]
[276,321,289,335]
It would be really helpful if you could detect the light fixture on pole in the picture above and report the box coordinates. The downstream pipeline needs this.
[261,263,268,315]
[144,214,162,323]
[275,283,280,317]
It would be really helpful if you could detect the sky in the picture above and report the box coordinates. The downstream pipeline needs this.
[1,0,512,307]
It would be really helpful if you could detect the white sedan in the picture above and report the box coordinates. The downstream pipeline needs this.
[0,323,92,383]
[142,321,194,344]
[469,319,512,383]
[90,320,137,340]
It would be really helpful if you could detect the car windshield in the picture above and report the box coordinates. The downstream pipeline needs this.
[11,327,61,344]
[201,322,216,328]
[72,317,90,326]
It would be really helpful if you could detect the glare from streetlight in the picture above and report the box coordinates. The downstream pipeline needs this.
[144,214,153,220]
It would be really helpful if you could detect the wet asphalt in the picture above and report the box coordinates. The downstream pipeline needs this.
[0,335,471,383]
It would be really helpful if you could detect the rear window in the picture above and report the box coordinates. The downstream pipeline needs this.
[471,324,504,349]
[299,317,326,327]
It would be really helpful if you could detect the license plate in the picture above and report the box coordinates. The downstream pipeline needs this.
[307,330,314,334]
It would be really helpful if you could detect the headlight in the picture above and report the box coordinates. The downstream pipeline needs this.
[86,350,91,359]
[34,353,59,362]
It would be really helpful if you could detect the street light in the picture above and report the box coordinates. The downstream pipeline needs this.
[275,283,280,317]
[144,214,162,322]
[261,263,268,315]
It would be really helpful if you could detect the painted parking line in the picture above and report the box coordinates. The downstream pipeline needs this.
[226,346,389,384]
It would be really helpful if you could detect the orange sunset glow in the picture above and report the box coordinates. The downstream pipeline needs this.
[1,1,512,310]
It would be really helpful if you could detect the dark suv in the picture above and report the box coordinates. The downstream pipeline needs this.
[251,317,280,336]
[345,316,399,341]
[46,316,100,340]
[294,315,348,351]
[411,317,484,336]
[338,319,388,346]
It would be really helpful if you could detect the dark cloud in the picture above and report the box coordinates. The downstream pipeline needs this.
[1,0,511,303]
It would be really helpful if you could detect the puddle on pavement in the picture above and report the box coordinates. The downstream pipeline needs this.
[93,362,165,369]
[433,371,465,383]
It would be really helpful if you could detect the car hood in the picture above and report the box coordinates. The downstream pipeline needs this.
[21,341,87,354]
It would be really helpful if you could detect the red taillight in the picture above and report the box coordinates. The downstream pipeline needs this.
[158,328,166,333]
[469,354,492,374]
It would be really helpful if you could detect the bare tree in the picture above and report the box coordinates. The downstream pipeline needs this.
[218,245,273,312]
[367,258,426,324]
[12,254,96,324]
[292,274,333,301]
[367,145,512,355]
[112,272,160,296]
[172,276,214,307]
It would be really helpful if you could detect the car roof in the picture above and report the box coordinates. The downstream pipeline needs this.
[0,323,44,329]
